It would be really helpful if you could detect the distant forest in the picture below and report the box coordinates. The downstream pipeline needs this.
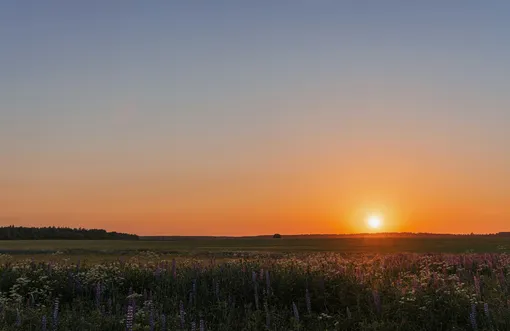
[249,232,510,239]
[143,232,510,240]
[0,226,138,240]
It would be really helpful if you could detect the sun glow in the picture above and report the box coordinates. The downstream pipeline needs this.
[367,214,383,230]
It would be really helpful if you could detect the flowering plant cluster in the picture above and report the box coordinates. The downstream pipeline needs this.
[0,253,508,330]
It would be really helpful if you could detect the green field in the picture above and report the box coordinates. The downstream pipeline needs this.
[1,236,509,257]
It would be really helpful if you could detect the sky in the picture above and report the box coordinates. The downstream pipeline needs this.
[1,1,510,235]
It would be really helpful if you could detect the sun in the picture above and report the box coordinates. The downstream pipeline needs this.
[367,214,383,230]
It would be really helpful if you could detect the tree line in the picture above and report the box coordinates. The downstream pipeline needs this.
[0,226,138,240]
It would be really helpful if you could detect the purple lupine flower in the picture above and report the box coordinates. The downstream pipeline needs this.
[373,290,381,314]
[172,259,177,279]
[260,268,264,280]
[252,271,257,283]
[200,319,205,331]
[160,313,166,331]
[191,321,197,331]
[42,315,47,331]
[192,279,197,297]
[149,306,154,331]
[292,302,300,322]
[470,304,477,330]
[53,298,59,330]
[305,288,311,314]
[483,303,489,318]
[126,305,134,331]
[179,300,185,328]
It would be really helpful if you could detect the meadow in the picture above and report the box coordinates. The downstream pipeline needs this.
[1,237,510,330]
[1,236,510,258]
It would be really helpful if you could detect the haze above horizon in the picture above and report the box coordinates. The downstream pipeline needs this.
[2,1,509,236]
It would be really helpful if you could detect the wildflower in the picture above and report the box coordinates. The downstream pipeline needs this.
[470,304,477,330]
[149,303,154,331]
[53,298,59,330]
[191,321,197,331]
[292,302,300,323]
[160,313,166,331]
[200,319,205,331]
[42,315,47,331]
[179,300,185,328]
[126,305,134,331]
[483,302,489,318]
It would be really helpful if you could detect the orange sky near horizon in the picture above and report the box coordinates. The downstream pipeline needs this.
[4,141,509,236]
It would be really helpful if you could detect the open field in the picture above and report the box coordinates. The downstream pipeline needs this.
[0,252,509,330]
[0,237,510,257]
[1,237,509,330]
